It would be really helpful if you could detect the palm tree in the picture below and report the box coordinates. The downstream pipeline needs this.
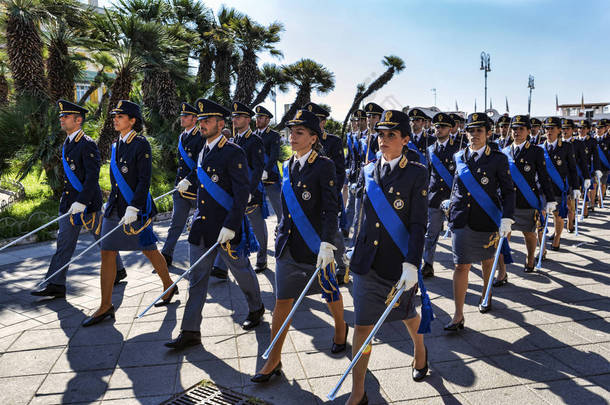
[77,52,117,105]
[250,63,289,107]
[341,55,405,134]
[277,59,335,130]
[231,15,283,105]
[210,6,240,105]
[2,0,48,99]
[0,63,10,105]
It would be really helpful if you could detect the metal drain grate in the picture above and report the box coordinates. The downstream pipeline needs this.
[162,380,268,405]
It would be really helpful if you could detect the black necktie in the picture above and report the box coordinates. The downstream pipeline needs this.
[202,145,209,159]
[381,163,391,186]
[469,151,478,163]
[293,160,301,173]
[514,146,520,157]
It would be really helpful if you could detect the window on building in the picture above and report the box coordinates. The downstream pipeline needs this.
[75,83,89,103]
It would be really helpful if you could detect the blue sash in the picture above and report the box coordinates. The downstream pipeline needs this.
[62,142,83,192]
[597,145,610,169]
[346,134,353,157]
[539,145,568,217]
[178,135,196,170]
[360,137,377,162]
[263,153,279,175]
[454,151,502,227]
[429,150,453,187]
[110,144,152,215]
[196,166,233,210]
[408,141,427,165]
[502,147,541,210]
[281,161,321,254]
[363,162,433,333]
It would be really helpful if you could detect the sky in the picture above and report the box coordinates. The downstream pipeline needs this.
[98,0,610,121]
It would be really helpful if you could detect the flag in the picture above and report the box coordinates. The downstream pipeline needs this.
[581,93,585,111]
[455,100,458,111]
[490,98,493,110]
[505,97,509,113]
[474,99,477,111]
[555,94,559,112]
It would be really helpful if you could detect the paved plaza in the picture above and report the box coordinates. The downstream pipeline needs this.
[0,209,609,404]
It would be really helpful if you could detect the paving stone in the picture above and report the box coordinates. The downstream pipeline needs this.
[0,347,63,377]
[307,373,390,405]
[460,384,545,405]
[240,352,306,384]
[69,323,131,346]
[103,364,177,400]
[7,328,76,351]
[375,365,460,401]
[527,377,610,404]
[51,343,122,373]
[174,358,241,391]
[433,358,521,393]
[489,350,579,383]
[545,344,610,376]
[0,374,46,405]
[116,339,185,367]
[34,370,111,403]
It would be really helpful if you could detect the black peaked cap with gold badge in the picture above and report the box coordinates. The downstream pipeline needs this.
[58,99,87,117]
[195,98,230,120]
[111,100,142,121]
[287,109,321,136]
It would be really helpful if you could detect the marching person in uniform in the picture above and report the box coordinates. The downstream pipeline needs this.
[595,119,610,199]
[31,100,126,299]
[160,102,204,267]
[496,115,513,148]
[304,102,348,282]
[421,112,460,278]
[83,100,177,327]
[347,109,431,405]
[562,119,590,230]
[540,117,579,252]
[254,105,283,224]
[445,112,515,329]
[345,109,366,237]
[529,118,546,145]
[449,113,467,149]
[166,99,264,349]
[408,108,436,165]
[493,115,555,283]
[212,101,269,276]
[577,120,602,213]
[252,109,347,383]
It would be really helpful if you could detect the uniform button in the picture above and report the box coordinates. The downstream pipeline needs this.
[65,191,69,194]
[375,222,380,228]
[201,200,204,204]
[201,185,204,188]
[467,203,471,207]
[201,216,206,220]
[288,214,291,218]
[467,192,471,196]
[440,187,444,191]
[288,229,291,233]
[373,240,378,246]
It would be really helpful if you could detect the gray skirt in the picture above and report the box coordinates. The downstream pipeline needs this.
[100,212,157,251]
[353,269,417,326]
[451,226,497,265]
[275,249,324,300]
[601,171,609,185]
[513,208,537,233]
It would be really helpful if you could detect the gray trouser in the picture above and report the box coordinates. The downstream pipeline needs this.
[264,182,282,223]
[349,196,363,248]
[214,206,268,270]
[333,230,346,272]
[161,191,196,258]
[422,207,445,265]
[181,241,263,331]
[46,211,124,286]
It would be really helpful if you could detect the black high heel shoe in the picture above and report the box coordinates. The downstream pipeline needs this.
[154,286,179,307]
[412,344,429,381]
[82,305,115,327]
[492,274,508,286]
[443,317,465,332]
[331,322,349,354]
[251,362,282,383]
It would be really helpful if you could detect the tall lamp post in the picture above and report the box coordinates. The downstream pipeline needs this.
[431,88,437,106]
[527,75,535,115]
[480,52,491,111]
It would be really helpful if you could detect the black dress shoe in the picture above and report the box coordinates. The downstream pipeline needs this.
[82,306,115,327]
[162,253,173,267]
[211,266,228,280]
[164,330,201,349]
[412,345,429,381]
[154,286,179,307]
[444,318,465,332]
[478,299,492,313]
[242,305,265,330]
[254,263,268,273]
[31,283,66,298]
[331,322,349,354]
[550,243,560,251]
[251,361,282,383]
[114,268,127,285]
[422,262,434,278]
[492,274,508,287]
[523,265,535,273]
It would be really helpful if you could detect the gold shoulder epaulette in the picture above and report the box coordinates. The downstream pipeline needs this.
[399,155,408,168]
[218,136,227,148]
[308,150,318,164]
[484,145,491,156]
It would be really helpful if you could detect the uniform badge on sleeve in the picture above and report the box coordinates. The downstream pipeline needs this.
[302,191,311,200]
[480,176,489,185]
[524,164,531,172]
[557,159,562,166]
[70,164,76,171]
[121,166,128,174]
[393,198,404,209]
[211,174,219,183]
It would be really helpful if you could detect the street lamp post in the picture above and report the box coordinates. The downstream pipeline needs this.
[527,75,535,115]
[431,88,437,107]
[480,52,491,111]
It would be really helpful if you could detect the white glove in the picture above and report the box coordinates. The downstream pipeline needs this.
[217,227,235,244]
[121,206,139,225]
[396,262,419,291]
[499,218,514,237]
[583,179,591,190]
[69,201,86,215]
[316,241,337,269]
[177,178,191,192]
[101,202,108,215]
[261,170,268,180]
[546,201,557,213]
[440,199,451,212]
[573,189,582,200]
[248,194,253,203]
[595,170,603,180]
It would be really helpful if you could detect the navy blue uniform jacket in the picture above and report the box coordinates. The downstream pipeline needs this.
[235,129,265,206]
[175,127,205,196]
[427,138,460,209]
[259,127,281,184]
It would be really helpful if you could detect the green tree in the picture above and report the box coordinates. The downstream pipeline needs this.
[250,63,289,108]
[277,59,334,130]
